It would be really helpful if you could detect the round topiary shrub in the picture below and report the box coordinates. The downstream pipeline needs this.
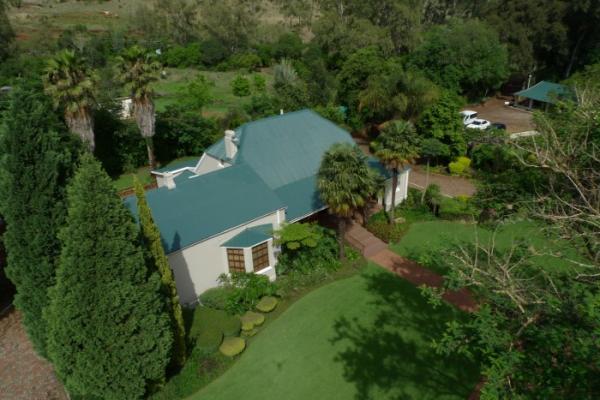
[196,327,223,353]
[241,311,265,330]
[242,328,258,337]
[222,315,242,337]
[219,337,246,357]
[256,296,278,313]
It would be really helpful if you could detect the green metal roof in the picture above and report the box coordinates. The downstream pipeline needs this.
[235,110,355,189]
[127,109,380,254]
[124,165,284,253]
[275,175,324,222]
[514,81,571,104]
[221,224,274,248]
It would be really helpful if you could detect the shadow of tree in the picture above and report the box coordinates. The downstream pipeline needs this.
[331,268,480,400]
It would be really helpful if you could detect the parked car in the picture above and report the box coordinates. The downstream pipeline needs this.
[460,110,479,125]
[466,119,491,130]
[488,122,507,131]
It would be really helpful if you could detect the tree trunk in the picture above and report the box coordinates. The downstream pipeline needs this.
[565,32,586,79]
[134,98,156,168]
[421,159,430,204]
[145,137,157,170]
[337,217,346,260]
[66,109,95,151]
[390,169,398,225]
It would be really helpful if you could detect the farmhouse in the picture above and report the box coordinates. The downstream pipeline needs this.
[125,110,410,304]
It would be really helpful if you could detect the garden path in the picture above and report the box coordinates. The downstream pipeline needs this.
[0,308,67,400]
[345,222,478,312]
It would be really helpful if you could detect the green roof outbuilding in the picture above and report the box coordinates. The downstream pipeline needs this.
[514,81,571,104]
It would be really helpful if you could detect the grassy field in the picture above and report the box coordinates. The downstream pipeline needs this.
[391,220,585,275]
[153,68,274,115]
[192,263,480,400]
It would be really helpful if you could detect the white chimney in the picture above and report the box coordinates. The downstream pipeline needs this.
[164,173,176,190]
[224,130,238,159]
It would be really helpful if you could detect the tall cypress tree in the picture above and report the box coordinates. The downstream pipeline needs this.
[0,85,75,357]
[46,154,172,399]
[134,178,186,367]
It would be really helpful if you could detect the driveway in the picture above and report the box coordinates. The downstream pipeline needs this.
[409,165,476,197]
[466,98,534,133]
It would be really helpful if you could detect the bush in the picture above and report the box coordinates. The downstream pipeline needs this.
[240,311,265,331]
[231,75,251,97]
[439,197,478,221]
[217,273,278,315]
[224,53,262,71]
[200,38,229,67]
[198,287,232,310]
[219,337,246,357]
[163,43,202,67]
[365,213,407,243]
[256,296,278,313]
[448,156,471,175]
[252,74,266,93]
[275,224,339,275]
[188,307,241,349]
[245,94,277,118]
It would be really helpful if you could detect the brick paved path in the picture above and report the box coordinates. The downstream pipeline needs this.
[0,309,67,400]
[346,222,478,312]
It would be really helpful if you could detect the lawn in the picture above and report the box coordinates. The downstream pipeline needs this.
[112,156,198,192]
[153,68,274,115]
[192,263,480,400]
[391,220,585,275]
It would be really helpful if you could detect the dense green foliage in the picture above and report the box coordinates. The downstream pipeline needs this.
[411,19,509,96]
[0,86,76,357]
[216,273,278,315]
[46,154,172,399]
[135,179,186,367]
[417,92,466,157]
[189,307,241,351]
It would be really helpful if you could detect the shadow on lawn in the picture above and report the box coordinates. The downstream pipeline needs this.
[331,268,479,400]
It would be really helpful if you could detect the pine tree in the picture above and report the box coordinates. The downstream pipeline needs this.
[134,177,186,367]
[0,85,76,357]
[46,154,172,399]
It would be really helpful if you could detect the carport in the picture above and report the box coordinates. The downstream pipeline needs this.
[514,81,571,110]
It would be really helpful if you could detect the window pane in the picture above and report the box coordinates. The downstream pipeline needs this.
[252,242,269,272]
[227,248,245,273]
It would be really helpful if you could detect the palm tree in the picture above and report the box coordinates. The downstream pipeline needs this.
[43,50,97,150]
[116,46,161,169]
[318,143,377,259]
[374,120,420,224]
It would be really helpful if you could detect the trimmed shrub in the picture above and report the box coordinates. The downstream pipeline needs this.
[256,296,278,313]
[189,307,241,347]
[242,328,258,337]
[198,287,232,310]
[456,156,472,168]
[241,311,265,331]
[219,337,246,357]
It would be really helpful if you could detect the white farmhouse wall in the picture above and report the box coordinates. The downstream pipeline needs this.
[168,208,286,305]
[383,169,410,211]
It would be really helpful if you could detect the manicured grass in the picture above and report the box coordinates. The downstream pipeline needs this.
[112,166,153,192]
[391,220,585,275]
[192,263,480,400]
[153,68,274,115]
